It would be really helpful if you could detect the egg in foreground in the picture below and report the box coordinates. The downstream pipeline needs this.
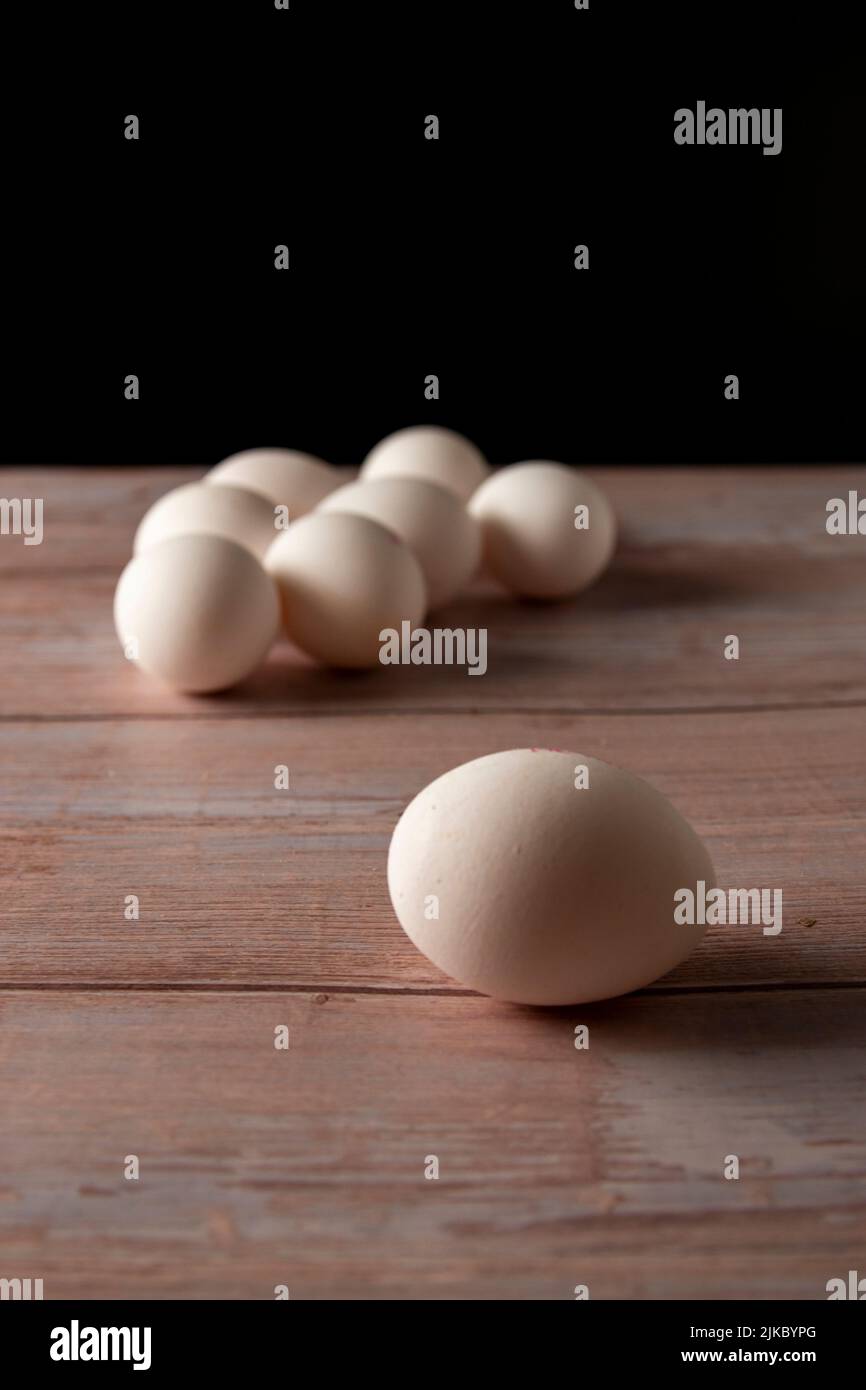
[388,748,714,1004]
[114,533,280,692]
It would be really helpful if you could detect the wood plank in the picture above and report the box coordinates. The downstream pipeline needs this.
[1,989,863,1299]
[0,467,204,573]
[3,467,866,715]
[2,709,864,989]
[0,464,860,572]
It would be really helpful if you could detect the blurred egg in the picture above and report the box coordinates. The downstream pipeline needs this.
[361,425,489,502]
[388,748,714,1005]
[469,461,616,599]
[207,447,338,519]
[114,533,279,692]
[134,481,277,561]
[318,476,481,610]
[265,512,427,667]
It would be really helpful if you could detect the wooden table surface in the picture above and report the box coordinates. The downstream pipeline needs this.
[2,465,865,1300]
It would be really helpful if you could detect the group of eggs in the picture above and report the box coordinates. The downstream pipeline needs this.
[114,425,618,692]
[115,430,715,1006]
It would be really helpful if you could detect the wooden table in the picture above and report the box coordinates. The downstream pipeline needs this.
[2,465,865,1300]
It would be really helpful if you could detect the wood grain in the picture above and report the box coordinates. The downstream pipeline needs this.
[1,708,864,990]
[0,464,859,573]
[2,467,866,716]
[1,989,864,1300]
[1,466,864,1301]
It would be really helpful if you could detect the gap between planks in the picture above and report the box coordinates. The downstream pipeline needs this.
[1,980,863,997]
[3,697,866,723]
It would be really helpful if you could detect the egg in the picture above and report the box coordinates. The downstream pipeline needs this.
[361,425,490,502]
[318,476,481,610]
[134,481,277,561]
[388,748,714,1005]
[206,447,338,519]
[468,461,617,599]
[114,533,280,692]
[265,512,427,668]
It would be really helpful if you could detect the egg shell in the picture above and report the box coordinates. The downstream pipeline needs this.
[114,533,280,692]
[265,511,427,668]
[207,447,338,518]
[469,461,617,599]
[318,475,481,610]
[361,425,490,502]
[388,748,715,1005]
[134,481,278,561]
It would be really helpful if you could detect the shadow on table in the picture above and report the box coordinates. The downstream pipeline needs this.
[507,971,860,1051]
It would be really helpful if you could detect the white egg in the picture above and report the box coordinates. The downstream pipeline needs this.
[318,476,481,609]
[115,533,280,692]
[134,482,278,561]
[388,748,714,1005]
[265,511,427,668]
[207,447,338,519]
[469,461,617,599]
[361,425,490,502]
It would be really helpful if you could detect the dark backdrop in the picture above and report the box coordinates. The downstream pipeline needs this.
[3,3,864,466]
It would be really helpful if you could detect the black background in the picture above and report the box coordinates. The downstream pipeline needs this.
[3,2,864,466]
